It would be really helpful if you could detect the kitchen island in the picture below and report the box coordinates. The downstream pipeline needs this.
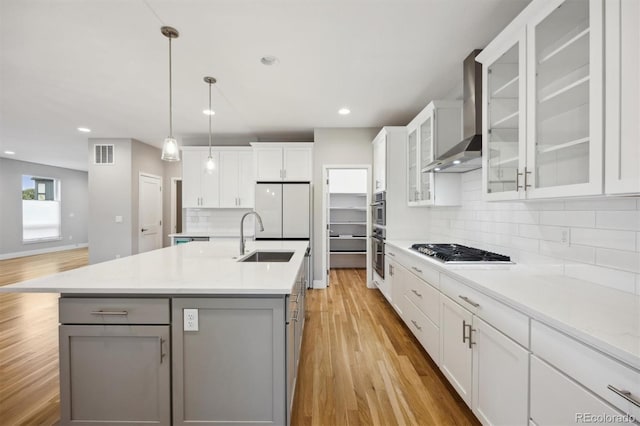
[0,240,310,426]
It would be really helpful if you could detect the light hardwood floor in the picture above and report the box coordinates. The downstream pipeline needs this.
[0,251,477,425]
[291,269,478,426]
[0,248,88,426]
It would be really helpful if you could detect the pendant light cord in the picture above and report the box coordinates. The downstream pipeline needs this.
[169,36,173,138]
[208,81,212,156]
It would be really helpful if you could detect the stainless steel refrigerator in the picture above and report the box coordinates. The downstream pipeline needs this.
[254,183,311,239]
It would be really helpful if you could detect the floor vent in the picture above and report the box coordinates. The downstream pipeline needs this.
[94,144,114,165]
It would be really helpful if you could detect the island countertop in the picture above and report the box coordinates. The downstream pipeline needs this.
[0,240,309,295]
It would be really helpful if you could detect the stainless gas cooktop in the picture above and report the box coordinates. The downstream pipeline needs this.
[410,243,512,264]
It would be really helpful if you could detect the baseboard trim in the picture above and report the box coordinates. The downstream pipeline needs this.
[312,279,327,289]
[0,243,88,260]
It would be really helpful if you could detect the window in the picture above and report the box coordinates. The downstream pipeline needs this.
[22,175,61,242]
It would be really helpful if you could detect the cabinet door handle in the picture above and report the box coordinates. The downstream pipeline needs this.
[411,289,422,298]
[411,320,422,331]
[468,326,476,349]
[458,295,480,308]
[159,338,166,364]
[283,169,287,179]
[90,310,128,316]
[389,264,394,276]
[388,252,395,257]
[516,169,523,191]
[462,319,468,343]
[411,266,423,274]
[524,166,532,189]
[607,385,640,407]
[462,320,475,348]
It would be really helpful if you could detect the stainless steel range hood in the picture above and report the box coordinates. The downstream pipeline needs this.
[424,50,483,173]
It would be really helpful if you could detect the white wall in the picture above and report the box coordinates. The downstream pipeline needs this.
[0,158,88,258]
[312,128,379,282]
[417,169,640,295]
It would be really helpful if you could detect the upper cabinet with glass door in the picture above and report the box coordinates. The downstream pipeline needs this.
[407,100,462,206]
[477,0,604,200]
[527,0,603,198]
[482,31,527,201]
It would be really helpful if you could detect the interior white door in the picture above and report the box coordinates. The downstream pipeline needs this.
[255,183,282,238]
[282,184,310,238]
[138,174,162,254]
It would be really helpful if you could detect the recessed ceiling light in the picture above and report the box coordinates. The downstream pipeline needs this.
[338,108,351,115]
[4,150,15,155]
[77,127,91,133]
[453,160,461,165]
[260,56,279,66]
[203,109,215,116]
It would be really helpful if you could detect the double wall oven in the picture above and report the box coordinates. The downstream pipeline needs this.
[371,191,386,278]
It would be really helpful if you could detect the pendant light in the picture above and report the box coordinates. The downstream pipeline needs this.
[204,76,217,173]
[161,26,180,162]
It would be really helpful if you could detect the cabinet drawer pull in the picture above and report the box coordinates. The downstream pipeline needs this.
[411,289,422,298]
[90,310,128,316]
[411,266,423,274]
[387,252,395,257]
[607,385,640,407]
[458,295,480,308]
[411,320,422,331]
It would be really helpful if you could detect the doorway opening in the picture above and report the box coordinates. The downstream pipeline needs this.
[322,166,371,287]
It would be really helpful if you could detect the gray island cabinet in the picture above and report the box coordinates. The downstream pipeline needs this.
[2,241,310,426]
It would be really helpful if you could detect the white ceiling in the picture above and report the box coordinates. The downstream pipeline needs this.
[0,0,530,171]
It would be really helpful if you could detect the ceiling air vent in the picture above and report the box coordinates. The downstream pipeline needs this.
[94,144,114,165]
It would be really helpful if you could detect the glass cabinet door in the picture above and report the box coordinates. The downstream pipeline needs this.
[528,0,603,197]
[407,128,418,202]
[418,116,433,202]
[485,39,525,199]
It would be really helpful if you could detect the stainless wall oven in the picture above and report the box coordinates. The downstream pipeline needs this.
[371,226,385,278]
[371,191,386,227]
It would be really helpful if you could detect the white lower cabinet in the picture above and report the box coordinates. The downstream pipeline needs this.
[472,317,529,425]
[440,295,530,423]
[530,355,626,426]
[440,294,474,406]
[403,295,440,364]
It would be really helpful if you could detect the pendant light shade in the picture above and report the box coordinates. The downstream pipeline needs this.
[161,26,180,162]
[204,76,217,174]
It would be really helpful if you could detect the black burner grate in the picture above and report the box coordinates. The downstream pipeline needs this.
[410,243,511,263]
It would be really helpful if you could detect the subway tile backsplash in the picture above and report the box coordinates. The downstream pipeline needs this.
[421,169,640,295]
[185,208,254,236]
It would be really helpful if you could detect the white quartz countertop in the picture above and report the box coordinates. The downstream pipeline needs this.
[386,240,640,371]
[0,240,309,295]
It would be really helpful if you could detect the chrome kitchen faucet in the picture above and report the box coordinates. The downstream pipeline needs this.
[240,211,264,255]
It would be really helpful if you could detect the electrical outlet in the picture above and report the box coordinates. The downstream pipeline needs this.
[184,308,199,331]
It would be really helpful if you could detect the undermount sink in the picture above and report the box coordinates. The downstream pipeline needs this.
[238,251,295,262]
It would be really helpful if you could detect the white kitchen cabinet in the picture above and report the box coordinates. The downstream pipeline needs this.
[477,0,605,200]
[472,317,529,425]
[181,149,220,208]
[406,101,462,206]
[530,355,626,426]
[372,132,386,192]
[251,143,313,182]
[605,0,640,195]
[440,294,474,406]
[440,293,529,423]
[482,29,527,201]
[219,149,254,208]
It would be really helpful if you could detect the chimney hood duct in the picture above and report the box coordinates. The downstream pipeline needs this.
[424,50,483,173]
